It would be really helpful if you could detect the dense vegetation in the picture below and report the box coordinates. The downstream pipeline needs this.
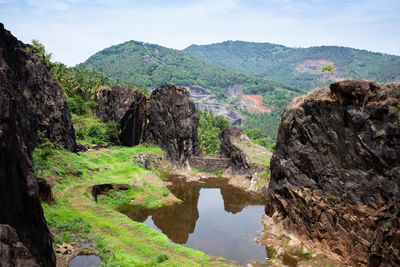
[81,40,301,100]
[185,41,400,90]
[80,40,305,141]
[197,110,230,155]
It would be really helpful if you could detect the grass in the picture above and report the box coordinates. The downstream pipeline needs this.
[34,145,237,267]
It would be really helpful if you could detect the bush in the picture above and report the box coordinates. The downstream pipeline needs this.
[68,96,85,115]
[156,254,168,263]
[105,121,118,142]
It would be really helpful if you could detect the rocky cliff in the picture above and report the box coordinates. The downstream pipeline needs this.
[0,24,76,154]
[145,84,202,164]
[0,23,77,266]
[265,80,400,266]
[97,86,147,146]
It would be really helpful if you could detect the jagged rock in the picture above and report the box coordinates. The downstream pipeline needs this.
[0,225,40,267]
[97,86,136,123]
[265,80,400,266]
[219,127,252,171]
[0,24,58,266]
[0,23,76,154]
[145,84,202,164]
[119,91,147,146]
[97,86,147,146]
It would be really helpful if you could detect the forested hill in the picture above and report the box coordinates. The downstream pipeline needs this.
[184,41,400,90]
[81,40,301,100]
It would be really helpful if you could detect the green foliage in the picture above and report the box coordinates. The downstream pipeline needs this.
[32,131,55,175]
[197,109,230,155]
[105,121,118,143]
[72,114,118,145]
[31,39,52,66]
[185,41,400,90]
[156,254,168,263]
[320,64,336,74]
[67,96,86,115]
[245,128,275,151]
[384,221,392,230]
[81,40,301,100]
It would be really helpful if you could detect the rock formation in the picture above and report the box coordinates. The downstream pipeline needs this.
[0,24,76,154]
[0,225,40,267]
[97,86,148,146]
[145,84,202,164]
[219,127,252,171]
[0,23,69,266]
[265,80,400,266]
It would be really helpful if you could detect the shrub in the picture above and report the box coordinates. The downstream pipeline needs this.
[105,121,118,142]
[68,96,85,115]
[156,254,168,263]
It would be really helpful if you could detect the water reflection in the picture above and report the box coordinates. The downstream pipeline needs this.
[118,174,266,264]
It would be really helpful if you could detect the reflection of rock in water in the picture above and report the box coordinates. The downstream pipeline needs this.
[220,186,264,214]
[152,200,199,244]
[118,176,201,244]
[119,173,264,246]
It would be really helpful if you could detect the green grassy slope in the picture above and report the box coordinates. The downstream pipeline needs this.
[184,41,400,90]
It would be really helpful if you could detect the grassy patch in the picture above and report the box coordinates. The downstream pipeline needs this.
[35,145,237,266]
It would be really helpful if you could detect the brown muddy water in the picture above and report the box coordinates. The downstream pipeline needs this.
[118,174,269,265]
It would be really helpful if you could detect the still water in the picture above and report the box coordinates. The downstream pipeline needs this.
[118,174,267,264]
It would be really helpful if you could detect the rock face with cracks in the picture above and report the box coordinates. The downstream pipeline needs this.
[0,24,76,153]
[0,23,65,266]
[97,86,148,146]
[265,80,400,266]
[145,84,202,164]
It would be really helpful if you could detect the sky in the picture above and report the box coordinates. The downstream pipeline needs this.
[1,0,399,66]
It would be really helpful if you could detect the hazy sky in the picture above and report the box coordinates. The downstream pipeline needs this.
[1,0,399,66]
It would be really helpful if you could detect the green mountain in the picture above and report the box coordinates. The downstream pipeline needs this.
[184,41,400,90]
[81,40,301,98]
[81,41,305,140]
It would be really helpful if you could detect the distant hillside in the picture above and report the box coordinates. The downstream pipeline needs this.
[81,41,305,139]
[184,41,400,90]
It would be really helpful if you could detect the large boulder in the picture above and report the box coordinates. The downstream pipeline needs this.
[145,84,202,164]
[0,23,76,154]
[265,80,400,266]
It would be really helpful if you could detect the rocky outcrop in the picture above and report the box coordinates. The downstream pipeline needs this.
[0,23,76,154]
[145,84,202,164]
[219,127,252,172]
[119,91,147,146]
[0,23,61,266]
[265,80,400,266]
[97,86,147,146]
[0,225,40,267]
[187,85,243,125]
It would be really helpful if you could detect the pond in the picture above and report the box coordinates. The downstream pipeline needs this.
[118,174,268,264]
[68,255,102,267]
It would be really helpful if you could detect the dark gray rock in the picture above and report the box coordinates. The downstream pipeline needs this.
[0,225,40,267]
[145,84,202,164]
[266,80,400,266]
[97,86,148,146]
[219,127,252,171]
[0,23,76,154]
[0,23,58,266]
